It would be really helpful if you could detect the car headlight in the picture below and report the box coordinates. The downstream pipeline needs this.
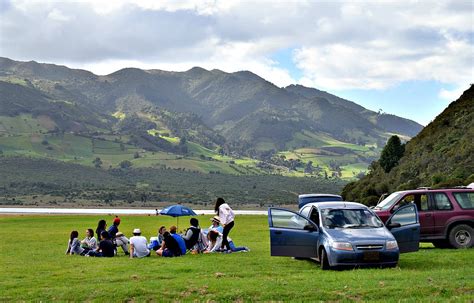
[332,242,353,251]
[386,240,398,250]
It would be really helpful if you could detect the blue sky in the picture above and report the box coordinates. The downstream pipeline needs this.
[0,0,472,126]
[270,48,467,125]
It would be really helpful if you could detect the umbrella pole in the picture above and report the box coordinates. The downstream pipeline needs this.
[177,216,179,230]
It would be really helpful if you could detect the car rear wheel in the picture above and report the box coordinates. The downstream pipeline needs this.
[448,224,474,248]
[320,249,330,270]
[432,240,451,249]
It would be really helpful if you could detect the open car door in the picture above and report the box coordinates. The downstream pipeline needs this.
[268,208,319,258]
[386,204,420,253]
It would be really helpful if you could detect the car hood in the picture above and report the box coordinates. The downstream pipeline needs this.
[324,227,394,243]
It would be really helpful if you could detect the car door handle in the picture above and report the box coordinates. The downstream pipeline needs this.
[275,231,282,235]
[411,227,418,231]
[425,213,432,217]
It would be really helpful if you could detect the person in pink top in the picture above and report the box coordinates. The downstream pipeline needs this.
[214,197,235,251]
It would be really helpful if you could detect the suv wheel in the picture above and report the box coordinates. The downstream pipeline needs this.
[448,224,474,248]
[320,248,330,270]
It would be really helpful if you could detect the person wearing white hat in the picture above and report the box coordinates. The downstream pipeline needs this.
[209,216,224,234]
[129,228,150,259]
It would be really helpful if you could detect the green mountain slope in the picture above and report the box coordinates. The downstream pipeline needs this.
[0,57,424,179]
[342,85,474,204]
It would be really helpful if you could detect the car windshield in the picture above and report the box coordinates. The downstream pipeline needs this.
[321,208,384,229]
[374,192,402,210]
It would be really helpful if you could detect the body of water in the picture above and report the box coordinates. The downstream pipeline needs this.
[0,207,267,215]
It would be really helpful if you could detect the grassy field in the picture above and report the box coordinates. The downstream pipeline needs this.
[0,215,473,302]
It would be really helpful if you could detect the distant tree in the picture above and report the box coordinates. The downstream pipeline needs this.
[379,135,405,173]
[304,161,314,174]
[120,143,125,151]
[41,139,49,145]
[92,157,102,168]
[133,152,140,159]
[119,160,132,169]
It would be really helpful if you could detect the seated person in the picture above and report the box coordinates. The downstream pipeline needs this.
[81,228,98,250]
[169,226,187,255]
[87,231,115,257]
[156,232,182,257]
[157,226,166,246]
[207,216,224,234]
[205,230,249,253]
[66,230,87,256]
[108,217,129,255]
[130,228,150,259]
[182,218,201,250]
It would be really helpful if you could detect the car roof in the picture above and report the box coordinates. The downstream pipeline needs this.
[303,201,367,210]
[393,188,474,194]
[298,193,342,198]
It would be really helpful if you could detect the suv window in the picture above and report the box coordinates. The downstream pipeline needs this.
[433,193,452,210]
[453,192,474,209]
[400,194,428,211]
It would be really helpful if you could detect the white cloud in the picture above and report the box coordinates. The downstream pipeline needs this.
[47,8,71,22]
[0,0,472,92]
[439,84,471,101]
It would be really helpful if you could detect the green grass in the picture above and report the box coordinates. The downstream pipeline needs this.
[0,215,472,301]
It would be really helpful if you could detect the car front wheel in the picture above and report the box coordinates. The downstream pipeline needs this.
[449,224,474,248]
[320,248,330,270]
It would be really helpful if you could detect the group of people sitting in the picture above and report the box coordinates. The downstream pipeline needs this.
[66,198,249,258]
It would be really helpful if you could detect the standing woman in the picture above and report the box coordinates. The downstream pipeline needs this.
[96,219,107,241]
[214,197,235,251]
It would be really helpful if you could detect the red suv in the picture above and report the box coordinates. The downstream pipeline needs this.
[373,188,474,248]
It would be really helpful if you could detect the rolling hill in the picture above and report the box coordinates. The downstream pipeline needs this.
[0,57,423,179]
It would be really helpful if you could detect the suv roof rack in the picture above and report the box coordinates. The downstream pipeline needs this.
[416,186,470,190]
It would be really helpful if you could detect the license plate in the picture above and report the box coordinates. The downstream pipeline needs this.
[363,251,380,261]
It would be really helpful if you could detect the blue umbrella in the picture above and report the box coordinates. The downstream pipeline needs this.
[160,205,197,229]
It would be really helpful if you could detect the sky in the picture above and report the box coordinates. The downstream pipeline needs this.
[0,0,472,125]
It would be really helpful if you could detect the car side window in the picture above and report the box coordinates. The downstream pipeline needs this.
[389,205,417,226]
[399,194,428,211]
[453,192,474,209]
[418,194,429,211]
[433,193,452,210]
[300,206,311,218]
[270,209,314,230]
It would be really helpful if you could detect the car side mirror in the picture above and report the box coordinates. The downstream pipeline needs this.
[386,222,401,229]
[304,224,317,232]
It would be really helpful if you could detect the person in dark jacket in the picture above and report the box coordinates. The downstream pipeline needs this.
[87,231,115,257]
[156,232,182,257]
[182,218,201,250]
[108,217,129,255]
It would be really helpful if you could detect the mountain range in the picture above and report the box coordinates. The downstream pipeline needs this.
[0,57,423,178]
